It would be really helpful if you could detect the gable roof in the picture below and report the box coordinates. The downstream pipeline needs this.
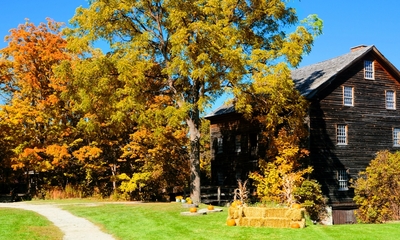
[206,45,400,118]
[292,45,400,98]
[205,103,235,118]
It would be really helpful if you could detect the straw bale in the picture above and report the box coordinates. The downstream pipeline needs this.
[237,207,243,219]
[229,206,305,228]
[228,207,233,217]
[237,217,292,228]
[228,206,240,219]
[230,206,245,220]
[238,217,250,226]
[262,218,291,228]
[262,218,272,227]
[298,218,306,228]
[243,207,263,218]
[279,218,292,228]
[264,208,288,218]
[285,208,304,221]
[247,217,264,227]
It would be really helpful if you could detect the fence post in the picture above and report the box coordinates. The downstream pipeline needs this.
[217,186,221,206]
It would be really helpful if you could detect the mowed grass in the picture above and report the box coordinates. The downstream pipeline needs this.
[0,208,63,240]
[1,200,399,240]
[58,201,400,240]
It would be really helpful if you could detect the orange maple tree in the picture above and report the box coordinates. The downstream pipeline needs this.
[0,18,191,200]
[0,19,75,191]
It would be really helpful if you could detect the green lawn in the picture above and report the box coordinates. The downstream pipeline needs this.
[58,201,400,240]
[1,200,399,240]
[0,208,63,240]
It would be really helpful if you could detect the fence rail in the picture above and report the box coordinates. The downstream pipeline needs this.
[201,186,237,206]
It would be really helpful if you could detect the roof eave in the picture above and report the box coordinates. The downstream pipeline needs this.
[304,46,375,98]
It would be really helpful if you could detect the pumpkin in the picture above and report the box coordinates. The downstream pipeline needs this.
[207,205,214,210]
[231,200,241,208]
[292,203,301,209]
[291,222,301,228]
[227,219,236,226]
[189,207,197,213]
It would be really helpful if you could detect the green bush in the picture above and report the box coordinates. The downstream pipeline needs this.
[353,150,400,223]
[294,179,327,222]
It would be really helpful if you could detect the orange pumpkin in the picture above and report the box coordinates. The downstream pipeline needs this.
[292,203,301,209]
[227,219,236,226]
[291,222,300,228]
[231,200,242,208]
[208,205,214,210]
[189,207,197,213]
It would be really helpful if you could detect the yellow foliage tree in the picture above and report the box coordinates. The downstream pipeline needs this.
[67,0,322,203]
[250,129,312,205]
[353,150,400,223]
[245,71,313,205]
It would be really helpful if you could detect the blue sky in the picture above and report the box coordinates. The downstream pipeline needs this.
[1,0,400,112]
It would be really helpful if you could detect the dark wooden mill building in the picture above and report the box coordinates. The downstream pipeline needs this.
[205,45,400,224]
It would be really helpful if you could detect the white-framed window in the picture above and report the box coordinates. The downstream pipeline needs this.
[364,60,374,79]
[235,135,241,153]
[338,169,348,191]
[217,137,223,153]
[393,128,400,147]
[386,90,396,110]
[343,86,354,106]
[337,124,347,145]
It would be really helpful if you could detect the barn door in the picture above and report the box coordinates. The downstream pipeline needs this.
[332,209,356,224]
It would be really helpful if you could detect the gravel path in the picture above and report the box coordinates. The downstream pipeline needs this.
[0,202,115,240]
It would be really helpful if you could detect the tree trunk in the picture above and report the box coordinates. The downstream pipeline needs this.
[187,117,201,204]
[111,163,117,191]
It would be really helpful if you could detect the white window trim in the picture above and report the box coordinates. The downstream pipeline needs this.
[338,169,349,191]
[394,128,400,147]
[364,60,374,80]
[337,124,348,145]
[386,90,396,110]
[343,86,354,106]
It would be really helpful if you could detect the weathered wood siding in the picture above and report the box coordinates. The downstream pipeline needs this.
[309,52,400,205]
[208,113,262,185]
[332,209,356,224]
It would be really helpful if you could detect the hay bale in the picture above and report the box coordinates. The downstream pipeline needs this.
[263,218,273,227]
[238,207,244,219]
[228,206,234,218]
[285,208,304,221]
[243,207,263,218]
[247,217,264,227]
[228,206,305,228]
[238,217,250,226]
[228,207,236,218]
[228,206,243,219]
[276,218,292,228]
[264,208,288,218]
[262,217,291,228]
[297,218,306,228]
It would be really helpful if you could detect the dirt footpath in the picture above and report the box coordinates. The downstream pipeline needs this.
[0,202,115,240]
